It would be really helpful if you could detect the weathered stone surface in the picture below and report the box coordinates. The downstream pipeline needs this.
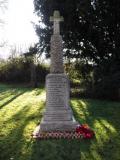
[50,11,64,73]
[45,109,72,114]
[38,10,79,132]
[46,74,70,109]
[40,120,78,132]
[50,35,64,73]
[50,10,64,35]
[40,73,78,131]
[43,115,72,121]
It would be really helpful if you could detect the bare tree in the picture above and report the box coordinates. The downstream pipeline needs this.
[0,0,7,24]
[0,0,8,47]
[0,41,7,47]
[0,0,7,11]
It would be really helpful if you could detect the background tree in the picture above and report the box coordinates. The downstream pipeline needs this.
[34,0,120,100]
[34,0,120,62]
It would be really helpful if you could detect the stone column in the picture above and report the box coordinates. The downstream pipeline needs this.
[50,35,64,73]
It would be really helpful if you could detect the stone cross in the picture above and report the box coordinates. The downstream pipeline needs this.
[50,10,64,73]
[50,10,64,35]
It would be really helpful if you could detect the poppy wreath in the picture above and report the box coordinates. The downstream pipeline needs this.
[32,124,94,139]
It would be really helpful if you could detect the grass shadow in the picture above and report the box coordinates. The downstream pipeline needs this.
[0,91,26,109]
[0,84,45,160]
[0,106,32,160]
[71,99,120,160]
[0,101,45,160]
[0,83,120,160]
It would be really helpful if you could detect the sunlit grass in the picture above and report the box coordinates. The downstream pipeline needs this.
[0,84,120,160]
[0,84,45,160]
[71,99,120,160]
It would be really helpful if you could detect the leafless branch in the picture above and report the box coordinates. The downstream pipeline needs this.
[0,0,8,24]
[0,41,7,47]
[0,0,7,9]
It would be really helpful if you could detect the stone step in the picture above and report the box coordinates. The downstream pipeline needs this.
[46,105,70,108]
[44,114,72,117]
[45,110,72,115]
[43,114,72,121]
[44,112,72,117]
[46,107,72,111]
[40,120,79,131]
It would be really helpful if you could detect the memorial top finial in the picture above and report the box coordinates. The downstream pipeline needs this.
[50,10,64,34]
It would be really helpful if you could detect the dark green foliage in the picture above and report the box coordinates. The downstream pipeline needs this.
[0,58,30,83]
[0,57,49,84]
[66,60,120,100]
[34,0,120,100]
[36,64,49,83]
[65,61,94,99]
[34,0,120,63]
[65,61,93,85]
[94,59,120,100]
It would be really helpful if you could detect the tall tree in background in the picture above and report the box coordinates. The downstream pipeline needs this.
[34,0,120,63]
[34,0,120,99]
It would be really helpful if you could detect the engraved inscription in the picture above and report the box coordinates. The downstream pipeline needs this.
[46,75,69,108]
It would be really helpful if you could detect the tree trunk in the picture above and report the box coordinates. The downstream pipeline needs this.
[30,62,37,88]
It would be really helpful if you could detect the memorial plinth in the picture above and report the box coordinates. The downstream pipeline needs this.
[40,74,78,131]
[39,10,78,132]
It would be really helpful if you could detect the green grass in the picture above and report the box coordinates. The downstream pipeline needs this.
[0,84,120,160]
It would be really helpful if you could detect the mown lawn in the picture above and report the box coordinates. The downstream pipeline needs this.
[0,84,120,160]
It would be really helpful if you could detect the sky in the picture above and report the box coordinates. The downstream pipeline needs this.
[0,0,39,59]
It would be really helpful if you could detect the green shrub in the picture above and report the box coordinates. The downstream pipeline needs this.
[93,60,120,100]
[0,57,49,84]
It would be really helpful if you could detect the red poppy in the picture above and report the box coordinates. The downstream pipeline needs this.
[76,124,94,139]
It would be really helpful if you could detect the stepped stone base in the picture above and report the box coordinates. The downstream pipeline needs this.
[40,119,78,132]
[38,73,79,132]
